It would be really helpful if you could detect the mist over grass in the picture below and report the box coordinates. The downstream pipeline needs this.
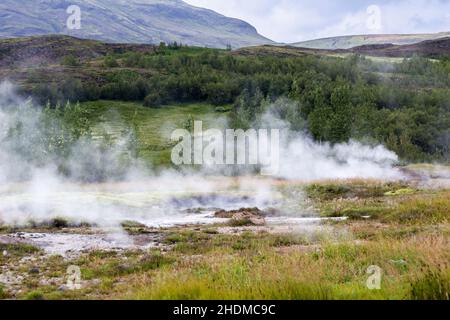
[0,79,407,228]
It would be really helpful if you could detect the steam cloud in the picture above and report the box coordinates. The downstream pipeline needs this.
[279,137,400,180]
[260,102,401,180]
[0,81,401,227]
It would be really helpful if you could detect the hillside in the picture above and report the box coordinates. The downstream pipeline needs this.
[238,37,450,59]
[0,35,157,68]
[0,35,161,90]
[348,37,450,58]
[0,35,448,163]
[0,0,272,49]
[293,32,450,49]
[3,34,447,71]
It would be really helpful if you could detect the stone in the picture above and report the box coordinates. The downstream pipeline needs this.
[58,285,69,291]
[214,208,266,226]
[28,267,40,274]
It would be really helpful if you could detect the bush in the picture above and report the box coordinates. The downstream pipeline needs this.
[25,290,45,300]
[104,55,119,68]
[61,55,80,67]
[144,92,166,108]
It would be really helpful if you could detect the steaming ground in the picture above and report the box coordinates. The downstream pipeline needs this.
[0,176,276,227]
[0,174,341,256]
[0,79,448,300]
[0,80,413,256]
[0,80,404,229]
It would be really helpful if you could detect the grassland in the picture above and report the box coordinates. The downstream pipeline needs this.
[0,100,448,300]
[77,100,228,167]
[0,178,448,300]
[124,182,449,300]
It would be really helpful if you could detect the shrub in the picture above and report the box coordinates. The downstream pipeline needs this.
[61,55,80,67]
[25,290,45,300]
[144,92,166,108]
[104,55,119,68]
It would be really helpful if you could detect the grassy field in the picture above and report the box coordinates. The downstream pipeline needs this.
[78,100,229,167]
[0,179,448,300]
[0,100,448,300]
[125,183,449,300]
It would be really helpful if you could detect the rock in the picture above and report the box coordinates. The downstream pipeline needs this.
[390,259,408,266]
[58,285,69,291]
[214,208,266,226]
[28,267,40,274]
[39,277,63,286]
[116,263,134,273]
[233,213,265,226]
[20,256,37,263]
[0,271,24,286]
[215,207,264,219]
[2,250,8,257]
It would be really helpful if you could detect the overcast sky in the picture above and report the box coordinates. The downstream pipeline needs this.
[185,0,450,43]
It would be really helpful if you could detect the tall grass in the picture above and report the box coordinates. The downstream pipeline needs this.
[126,234,448,300]
[410,267,450,300]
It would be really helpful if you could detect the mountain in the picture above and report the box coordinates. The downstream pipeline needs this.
[292,32,450,49]
[0,0,272,48]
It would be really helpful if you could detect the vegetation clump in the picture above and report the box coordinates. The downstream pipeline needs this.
[215,207,266,226]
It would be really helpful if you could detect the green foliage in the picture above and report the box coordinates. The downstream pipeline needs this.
[144,92,166,108]
[25,290,45,300]
[4,102,73,165]
[29,48,450,162]
[1,100,144,181]
[229,87,266,129]
[306,181,410,201]
[61,55,80,67]
[103,55,119,68]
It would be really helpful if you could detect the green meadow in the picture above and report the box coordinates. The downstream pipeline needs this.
[78,100,228,167]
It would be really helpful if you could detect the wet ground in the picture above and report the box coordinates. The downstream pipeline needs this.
[0,231,159,257]
[0,166,448,258]
[0,216,348,257]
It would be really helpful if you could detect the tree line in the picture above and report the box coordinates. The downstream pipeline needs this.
[29,45,450,162]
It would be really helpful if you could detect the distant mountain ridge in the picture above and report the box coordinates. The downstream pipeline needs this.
[292,32,450,49]
[0,0,273,48]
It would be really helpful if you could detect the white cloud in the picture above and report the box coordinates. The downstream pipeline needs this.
[185,0,450,43]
